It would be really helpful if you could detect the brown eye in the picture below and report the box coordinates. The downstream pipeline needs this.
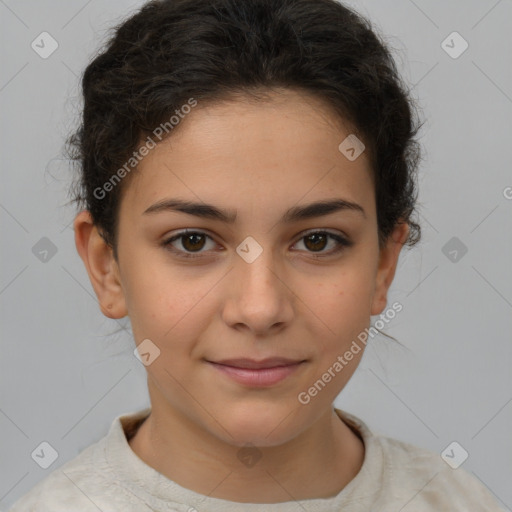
[181,233,206,252]
[162,230,216,258]
[162,229,352,260]
[293,230,352,257]
[303,232,329,252]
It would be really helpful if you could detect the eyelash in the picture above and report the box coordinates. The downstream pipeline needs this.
[161,229,353,259]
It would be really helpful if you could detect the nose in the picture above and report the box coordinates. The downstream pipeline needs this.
[221,245,294,336]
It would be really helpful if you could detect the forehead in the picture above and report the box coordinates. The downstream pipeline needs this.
[121,89,375,222]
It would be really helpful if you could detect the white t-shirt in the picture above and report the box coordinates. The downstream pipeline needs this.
[8,407,506,511]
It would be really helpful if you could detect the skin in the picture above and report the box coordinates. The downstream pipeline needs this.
[74,88,409,503]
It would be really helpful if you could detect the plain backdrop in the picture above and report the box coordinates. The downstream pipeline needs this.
[1,0,511,509]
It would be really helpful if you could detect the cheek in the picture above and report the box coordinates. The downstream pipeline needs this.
[324,264,374,307]
[309,267,375,349]
[126,264,216,348]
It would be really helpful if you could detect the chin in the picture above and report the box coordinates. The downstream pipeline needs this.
[227,428,297,449]
[212,404,307,448]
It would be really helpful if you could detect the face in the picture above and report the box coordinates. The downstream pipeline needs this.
[76,88,408,447]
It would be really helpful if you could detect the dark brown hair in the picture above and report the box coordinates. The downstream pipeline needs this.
[67,0,423,262]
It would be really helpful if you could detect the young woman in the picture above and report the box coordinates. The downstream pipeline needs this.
[9,0,505,510]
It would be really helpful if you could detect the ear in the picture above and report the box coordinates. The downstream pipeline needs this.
[370,221,410,316]
[73,210,127,319]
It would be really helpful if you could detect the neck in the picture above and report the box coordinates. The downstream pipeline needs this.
[128,402,364,503]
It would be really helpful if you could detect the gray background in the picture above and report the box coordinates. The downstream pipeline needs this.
[1,0,511,509]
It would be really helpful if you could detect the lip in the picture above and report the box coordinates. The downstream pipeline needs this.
[207,358,306,387]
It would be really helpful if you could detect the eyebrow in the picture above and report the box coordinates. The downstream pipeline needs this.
[143,198,366,222]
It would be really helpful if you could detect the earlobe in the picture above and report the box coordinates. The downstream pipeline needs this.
[370,222,410,316]
[73,210,128,319]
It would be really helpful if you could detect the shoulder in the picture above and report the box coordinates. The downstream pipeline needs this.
[336,409,505,511]
[375,434,505,510]
[8,439,113,511]
[7,412,145,512]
